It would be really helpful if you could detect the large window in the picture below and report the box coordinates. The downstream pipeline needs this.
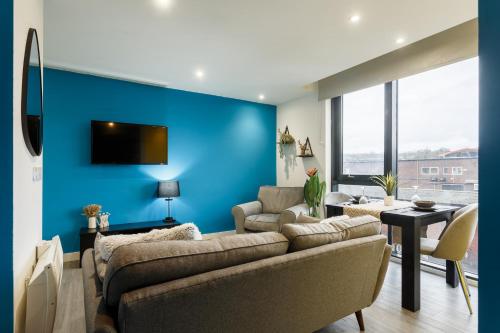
[331,57,478,276]
[397,57,478,274]
[342,84,385,176]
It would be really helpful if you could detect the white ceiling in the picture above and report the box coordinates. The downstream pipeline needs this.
[44,0,477,105]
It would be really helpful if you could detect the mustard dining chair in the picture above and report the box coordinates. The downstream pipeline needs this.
[420,203,478,314]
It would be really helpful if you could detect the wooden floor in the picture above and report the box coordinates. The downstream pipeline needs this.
[54,262,477,333]
[317,262,478,333]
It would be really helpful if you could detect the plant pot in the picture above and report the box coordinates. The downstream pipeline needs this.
[384,196,395,206]
[88,216,97,229]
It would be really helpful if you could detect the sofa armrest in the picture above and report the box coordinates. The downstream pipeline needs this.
[279,203,309,229]
[232,201,263,233]
[82,249,118,333]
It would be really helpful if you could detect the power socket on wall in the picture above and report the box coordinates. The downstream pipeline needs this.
[32,166,42,182]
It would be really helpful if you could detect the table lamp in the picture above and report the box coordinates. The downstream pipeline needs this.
[157,180,180,223]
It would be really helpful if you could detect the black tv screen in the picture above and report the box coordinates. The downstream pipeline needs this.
[91,120,168,164]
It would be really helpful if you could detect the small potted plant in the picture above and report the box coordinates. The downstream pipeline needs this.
[370,172,397,206]
[83,204,101,229]
[304,167,326,217]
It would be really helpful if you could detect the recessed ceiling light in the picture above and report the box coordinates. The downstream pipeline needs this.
[258,94,265,101]
[195,70,204,79]
[152,0,174,11]
[349,15,361,23]
[396,37,406,44]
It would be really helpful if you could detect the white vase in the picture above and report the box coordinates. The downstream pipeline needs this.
[88,216,97,229]
[384,196,395,206]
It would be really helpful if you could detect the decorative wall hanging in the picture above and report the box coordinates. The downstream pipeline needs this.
[277,126,295,159]
[297,137,313,157]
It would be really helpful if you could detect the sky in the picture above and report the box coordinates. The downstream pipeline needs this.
[342,57,479,155]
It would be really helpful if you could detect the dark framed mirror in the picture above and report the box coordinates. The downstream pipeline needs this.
[21,28,43,156]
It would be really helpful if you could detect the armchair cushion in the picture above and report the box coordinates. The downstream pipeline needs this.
[258,186,304,213]
[245,214,281,232]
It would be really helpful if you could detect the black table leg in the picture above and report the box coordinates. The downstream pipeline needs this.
[401,221,421,312]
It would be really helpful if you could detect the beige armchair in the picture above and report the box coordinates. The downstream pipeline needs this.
[420,203,478,314]
[232,186,308,233]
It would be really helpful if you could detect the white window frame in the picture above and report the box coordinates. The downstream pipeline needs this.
[443,166,463,175]
[421,167,439,175]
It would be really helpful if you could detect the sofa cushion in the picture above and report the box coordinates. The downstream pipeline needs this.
[103,232,289,307]
[244,214,281,232]
[258,186,304,213]
[281,215,381,252]
[320,215,351,224]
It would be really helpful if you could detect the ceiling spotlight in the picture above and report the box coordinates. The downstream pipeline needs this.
[349,15,361,23]
[153,0,174,11]
[195,70,204,79]
[396,37,406,44]
[258,94,265,101]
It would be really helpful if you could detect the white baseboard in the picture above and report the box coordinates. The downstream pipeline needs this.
[62,229,238,263]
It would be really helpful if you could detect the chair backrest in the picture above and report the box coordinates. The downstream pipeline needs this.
[258,186,304,213]
[432,204,478,261]
[324,192,353,205]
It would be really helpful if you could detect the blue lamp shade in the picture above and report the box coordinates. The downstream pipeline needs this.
[157,180,180,198]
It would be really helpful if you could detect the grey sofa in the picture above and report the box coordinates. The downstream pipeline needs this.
[82,215,390,333]
[232,186,309,233]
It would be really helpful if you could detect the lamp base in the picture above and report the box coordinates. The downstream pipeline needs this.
[163,217,176,223]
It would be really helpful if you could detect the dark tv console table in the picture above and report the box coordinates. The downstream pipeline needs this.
[79,220,181,266]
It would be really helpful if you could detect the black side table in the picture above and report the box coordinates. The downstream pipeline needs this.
[79,220,181,266]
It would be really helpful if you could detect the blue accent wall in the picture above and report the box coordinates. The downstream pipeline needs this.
[43,69,276,252]
[0,0,13,331]
[479,2,500,331]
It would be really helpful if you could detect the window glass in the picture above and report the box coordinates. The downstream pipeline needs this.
[397,57,478,275]
[342,85,385,175]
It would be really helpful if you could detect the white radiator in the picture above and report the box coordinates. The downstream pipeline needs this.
[25,235,64,333]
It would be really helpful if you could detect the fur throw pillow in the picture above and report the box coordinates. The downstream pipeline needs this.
[95,223,202,261]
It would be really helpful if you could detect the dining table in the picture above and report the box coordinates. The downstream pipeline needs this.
[326,199,460,312]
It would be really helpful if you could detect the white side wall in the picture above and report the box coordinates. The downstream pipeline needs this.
[13,0,43,331]
[276,89,330,191]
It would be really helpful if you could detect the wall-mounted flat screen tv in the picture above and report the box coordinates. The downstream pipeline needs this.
[91,120,168,164]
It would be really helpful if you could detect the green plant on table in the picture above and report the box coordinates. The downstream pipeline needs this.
[370,172,398,196]
[304,167,326,217]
